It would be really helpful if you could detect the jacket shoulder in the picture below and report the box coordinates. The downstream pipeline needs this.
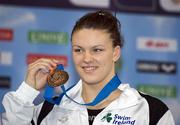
[139,92,169,125]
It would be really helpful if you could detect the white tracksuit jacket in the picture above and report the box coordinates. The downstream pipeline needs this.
[2,80,175,125]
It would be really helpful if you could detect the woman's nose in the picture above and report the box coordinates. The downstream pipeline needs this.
[83,52,93,63]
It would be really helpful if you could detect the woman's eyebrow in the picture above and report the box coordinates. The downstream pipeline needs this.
[92,45,104,48]
[72,44,105,48]
[72,45,82,48]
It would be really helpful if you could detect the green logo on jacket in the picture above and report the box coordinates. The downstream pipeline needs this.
[101,113,136,125]
[101,113,113,123]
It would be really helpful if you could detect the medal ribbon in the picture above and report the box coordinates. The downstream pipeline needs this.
[44,64,121,106]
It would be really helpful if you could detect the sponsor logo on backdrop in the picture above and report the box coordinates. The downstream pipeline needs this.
[137,60,177,74]
[27,53,68,66]
[113,0,156,11]
[28,31,69,44]
[137,84,177,98]
[0,51,13,65]
[70,0,110,8]
[0,28,13,41]
[137,37,177,52]
[0,76,11,88]
[70,0,155,11]
[101,113,136,125]
[160,0,180,12]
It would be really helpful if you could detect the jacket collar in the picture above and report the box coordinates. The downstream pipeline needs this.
[59,80,142,111]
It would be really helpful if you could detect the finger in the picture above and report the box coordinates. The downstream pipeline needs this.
[28,63,53,74]
[29,58,57,67]
[28,59,58,71]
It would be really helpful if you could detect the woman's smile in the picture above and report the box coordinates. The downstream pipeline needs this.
[82,65,98,73]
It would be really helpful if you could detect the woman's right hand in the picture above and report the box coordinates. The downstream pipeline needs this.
[25,58,58,90]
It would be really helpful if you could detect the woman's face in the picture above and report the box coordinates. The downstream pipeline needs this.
[72,28,120,85]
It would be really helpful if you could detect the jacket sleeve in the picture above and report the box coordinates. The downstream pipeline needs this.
[157,110,175,125]
[2,82,40,125]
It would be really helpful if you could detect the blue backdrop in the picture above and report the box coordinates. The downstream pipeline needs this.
[0,5,180,124]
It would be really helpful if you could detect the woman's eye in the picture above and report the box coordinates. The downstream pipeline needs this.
[93,48,103,52]
[74,49,82,52]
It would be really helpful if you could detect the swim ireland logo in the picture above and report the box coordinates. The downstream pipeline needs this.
[101,113,113,123]
[101,113,136,125]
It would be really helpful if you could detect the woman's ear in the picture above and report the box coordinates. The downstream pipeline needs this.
[113,46,121,62]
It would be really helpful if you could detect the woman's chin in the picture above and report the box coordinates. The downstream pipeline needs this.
[81,75,100,85]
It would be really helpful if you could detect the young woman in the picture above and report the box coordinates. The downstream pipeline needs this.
[2,10,175,125]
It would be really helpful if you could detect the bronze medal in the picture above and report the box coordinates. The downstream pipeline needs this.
[47,69,69,87]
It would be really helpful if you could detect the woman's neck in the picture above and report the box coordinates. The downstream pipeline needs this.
[81,81,121,109]
[82,82,103,103]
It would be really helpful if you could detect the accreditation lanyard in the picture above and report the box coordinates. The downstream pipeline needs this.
[44,65,121,106]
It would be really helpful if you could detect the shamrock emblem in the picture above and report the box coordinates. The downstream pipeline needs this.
[101,113,112,123]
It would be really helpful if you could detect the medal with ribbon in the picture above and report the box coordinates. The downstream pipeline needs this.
[44,64,121,106]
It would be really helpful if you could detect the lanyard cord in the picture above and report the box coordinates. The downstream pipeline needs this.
[44,64,121,106]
